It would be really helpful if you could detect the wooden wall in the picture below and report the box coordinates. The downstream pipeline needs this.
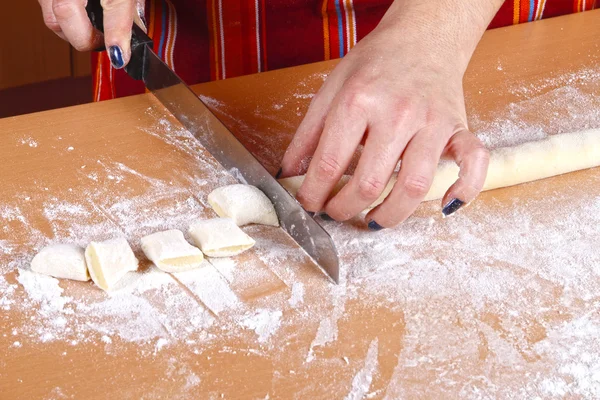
[0,2,91,90]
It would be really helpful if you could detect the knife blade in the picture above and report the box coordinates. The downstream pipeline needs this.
[86,1,339,283]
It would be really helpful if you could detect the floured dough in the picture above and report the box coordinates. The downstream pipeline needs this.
[279,129,600,208]
[188,218,255,257]
[208,184,279,227]
[141,230,204,273]
[30,244,90,281]
[85,238,139,291]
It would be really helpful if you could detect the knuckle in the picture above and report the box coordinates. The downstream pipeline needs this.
[342,84,371,114]
[52,0,77,19]
[316,154,342,178]
[386,101,412,126]
[43,16,61,32]
[100,0,130,10]
[402,174,431,198]
[72,42,93,52]
[356,176,385,200]
[472,142,490,163]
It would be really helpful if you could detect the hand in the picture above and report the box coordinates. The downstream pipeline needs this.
[280,0,502,229]
[39,0,144,69]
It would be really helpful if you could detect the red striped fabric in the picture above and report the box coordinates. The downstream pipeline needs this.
[92,0,598,101]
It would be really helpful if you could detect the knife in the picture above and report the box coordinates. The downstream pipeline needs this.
[86,0,339,283]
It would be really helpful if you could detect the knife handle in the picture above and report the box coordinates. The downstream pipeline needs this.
[85,0,153,81]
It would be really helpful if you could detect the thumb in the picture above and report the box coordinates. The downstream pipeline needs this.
[101,0,136,69]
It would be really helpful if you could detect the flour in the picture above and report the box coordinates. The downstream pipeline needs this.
[345,338,379,400]
[1,67,600,398]
[173,264,239,315]
[288,282,304,308]
[534,314,600,397]
[470,70,600,149]
[241,309,283,343]
[0,275,16,311]
[19,137,38,148]
[306,283,347,362]
[207,257,237,283]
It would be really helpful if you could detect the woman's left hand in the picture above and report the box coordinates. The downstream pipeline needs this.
[279,0,502,228]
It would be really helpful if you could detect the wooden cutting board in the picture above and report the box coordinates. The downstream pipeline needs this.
[1,10,600,399]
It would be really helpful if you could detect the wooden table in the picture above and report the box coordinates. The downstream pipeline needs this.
[1,10,600,399]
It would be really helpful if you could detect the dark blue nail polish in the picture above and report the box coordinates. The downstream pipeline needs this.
[109,46,124,69]
[275,168,283,179]
[442,198,465,216]
[306,211,315,217]
[320,213,334,221]
[368,220,384,231]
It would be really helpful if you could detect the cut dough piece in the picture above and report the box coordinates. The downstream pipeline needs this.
[188,218,255,257]
[279,129,600,209]
[141,230,204,273]
[85,238,139,291]
[30,244,90,281]
[207,184,279,227]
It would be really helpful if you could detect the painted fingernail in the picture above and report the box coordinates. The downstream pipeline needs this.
[137,4,148,31]
[368,220,384,231]
[275,168,283,179]
[442,198,465,216]
[319,213,334,221]
[306,211,315,217]
[109,46,125,69]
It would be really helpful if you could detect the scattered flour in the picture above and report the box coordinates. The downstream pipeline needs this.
[19,137,38,148]
[1,67,599,398]
[288,282,304,308]
[306,283,347,362]
[345,338,379,400]
[241,309,283,344]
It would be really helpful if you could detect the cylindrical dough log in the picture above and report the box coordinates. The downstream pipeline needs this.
[279,129,600,209]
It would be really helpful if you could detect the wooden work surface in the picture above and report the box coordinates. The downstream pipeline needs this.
[2,11,600,399]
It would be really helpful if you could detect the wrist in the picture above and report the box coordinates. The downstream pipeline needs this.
[379,0,504,74]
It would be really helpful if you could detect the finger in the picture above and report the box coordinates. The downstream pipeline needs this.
[279,66,352,178]
[133,0,147,33]
[439,128,490,216]
[40,0,66,39]
[101,0,136,69]
[324,118,410,221]
[52,0,102,51]
[278,93,329,178]
[366,128,446,229]
[295,87,370,212]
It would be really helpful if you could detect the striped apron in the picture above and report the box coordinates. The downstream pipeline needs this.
[93,0,598,101]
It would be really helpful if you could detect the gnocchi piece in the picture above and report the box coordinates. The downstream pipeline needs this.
[207,184,279,227]
[188,218,255,257]
[30,244,90,281]
[141,230,204,273]
[85,238,139,291]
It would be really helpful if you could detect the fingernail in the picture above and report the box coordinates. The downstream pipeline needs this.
[140,15,148,31]
[137,4,148,31]
[368,220,384,231]
[109,46,125,69]
[320,213,334,221]
[275,168,282,179]
[442,198,465,216]
[306,211,315,217]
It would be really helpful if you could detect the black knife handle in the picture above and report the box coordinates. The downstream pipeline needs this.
[85,0,153,81]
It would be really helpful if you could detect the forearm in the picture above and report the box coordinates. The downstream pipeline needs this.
[379,0,506,74]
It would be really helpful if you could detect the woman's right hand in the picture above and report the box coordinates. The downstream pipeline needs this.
[39,0,143,69]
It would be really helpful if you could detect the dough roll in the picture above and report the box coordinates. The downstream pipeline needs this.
[279,128,600,208]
